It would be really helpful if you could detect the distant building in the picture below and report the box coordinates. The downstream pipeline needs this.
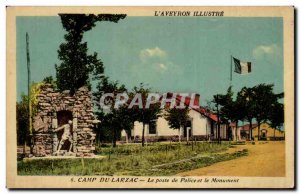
[238,123,285,141]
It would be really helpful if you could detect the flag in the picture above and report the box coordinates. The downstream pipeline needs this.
[233,57,252,74]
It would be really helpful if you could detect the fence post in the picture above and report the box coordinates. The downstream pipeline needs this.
[192,141,194,151]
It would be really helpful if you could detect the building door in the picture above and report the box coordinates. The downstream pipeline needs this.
[228,126,232,140]
[184,120,192,137]
[261,129,267,140]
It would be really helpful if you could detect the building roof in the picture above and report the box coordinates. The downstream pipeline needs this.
[198,106,218,122]
[239,123,258,130]
[170,93,218,122]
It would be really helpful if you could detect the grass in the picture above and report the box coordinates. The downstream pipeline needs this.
[17,141,248,176]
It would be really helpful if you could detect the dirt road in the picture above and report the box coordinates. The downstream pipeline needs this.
[178,141,285,177]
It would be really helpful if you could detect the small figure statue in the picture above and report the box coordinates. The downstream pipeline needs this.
[53,120,73,155]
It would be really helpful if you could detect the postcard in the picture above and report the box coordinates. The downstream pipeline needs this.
[6,6,294,189]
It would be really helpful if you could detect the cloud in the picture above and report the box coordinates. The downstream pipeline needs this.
[127,48,183,88]
[253,44,281,60]
[139,47,170,72]
[158,63,167,70]
[140,47,167,62]
[135,47,182,76]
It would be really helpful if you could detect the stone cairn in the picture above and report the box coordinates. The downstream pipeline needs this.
[32,84,97,157]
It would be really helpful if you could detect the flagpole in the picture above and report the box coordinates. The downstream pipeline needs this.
[230,55,233,84]
[26,32,32,136]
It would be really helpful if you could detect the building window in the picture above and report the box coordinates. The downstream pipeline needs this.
[149,120,157,134]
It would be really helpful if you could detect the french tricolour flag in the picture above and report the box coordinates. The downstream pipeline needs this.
[233,57,252,74]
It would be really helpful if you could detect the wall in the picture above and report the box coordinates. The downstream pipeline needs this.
[252,123,285,140]
[122,108,218,141]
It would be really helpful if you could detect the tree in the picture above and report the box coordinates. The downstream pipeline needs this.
[268,102,284,139]
[252,84,283,140]
[43,76,56,87]
[93,77,136,147]
[17,82,43,152]
[94,77,127,147]
[164,106,190,142]
[231,99,246,141]
[237,87,255,140]
[55,14,126,94]
[132,84,162,147]
[212,87,246,142]
[212,87,234,142]
[16,94,29,145]
[212,94,222,143]
[112,106,136,146]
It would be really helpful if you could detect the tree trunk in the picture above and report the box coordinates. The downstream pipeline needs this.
[178,126,182,142]
[216,96,220,144]
[235,121,238,141]
[226,122,230,140]
[29,134,34,154]
[125,131,129,144]
[249,119,252,141]
[97,130,101,146]
[112,128,117,147]
[218,122,221,144]
[257,122,261,141]
[274,127,276,140]
[142,122,145,147]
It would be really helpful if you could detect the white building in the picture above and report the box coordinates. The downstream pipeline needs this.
[121,94,228,142]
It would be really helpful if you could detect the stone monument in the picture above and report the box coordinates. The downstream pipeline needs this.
[32,84,97,157]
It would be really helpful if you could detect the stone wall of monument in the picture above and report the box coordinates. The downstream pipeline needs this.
[32,83,96,157]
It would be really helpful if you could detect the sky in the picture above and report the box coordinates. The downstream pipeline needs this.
[16,16,283,106]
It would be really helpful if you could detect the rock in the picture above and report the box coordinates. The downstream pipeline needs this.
[39,103,51,106]
[46,88,54,92]
[37,94,46,97]
[62,90,70,94]
[78,87,89,92]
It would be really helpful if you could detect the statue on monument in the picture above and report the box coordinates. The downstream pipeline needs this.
[54,120,73,154]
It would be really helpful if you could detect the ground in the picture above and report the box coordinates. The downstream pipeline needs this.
[178,141,285,177]
[17,141,285,176]
[17,142,247,176]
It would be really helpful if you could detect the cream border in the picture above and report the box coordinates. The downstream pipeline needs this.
[6,6,294,189]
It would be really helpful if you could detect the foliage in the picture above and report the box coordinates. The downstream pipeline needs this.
[164,105,190,142]
[164,107,190,130]
[268,102,284,131]
[55,14,126,94]
[237,87,255,121]
[132,83,162,146]
[93,76,136,147]
[211,87,237,142]
[43,76,56,88]
[252,84,276,124]
[16,82,43,145]
[236,87,255,139]
[213,86,235,123]
[211,84,284,141]
[251,84,283,140]
[16,94,29,145]
[30,82,43,115]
